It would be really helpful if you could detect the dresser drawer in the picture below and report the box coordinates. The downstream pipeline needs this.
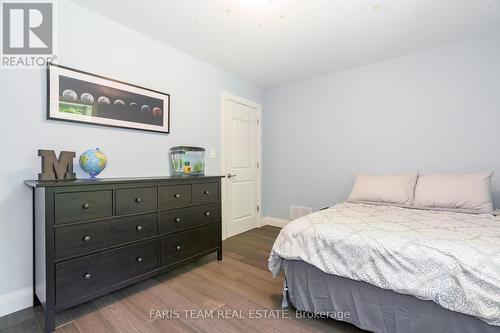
[55,191,112,224]
[192,183,219,204]
[159,185,191,209]
[116,187,157,215]
[55,239,158,305]
[55,213,158,259]
[160,223,218,267]
[159,203,220,234]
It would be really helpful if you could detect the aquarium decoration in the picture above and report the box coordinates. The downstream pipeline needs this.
[170,146,205,176]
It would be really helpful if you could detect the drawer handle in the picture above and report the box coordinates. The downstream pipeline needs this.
[204,190,210,195]
[175,217,182,223]
[136,225,143,231]
[83,235,91,242]
[136,257,143,263]
[174,194,181,198]
[82,203,90,209]
[205,211,211,216]
[83,273,92,280]
[135,197,142,203]
[176,245,182,251]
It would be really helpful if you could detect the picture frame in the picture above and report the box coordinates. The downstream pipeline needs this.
[47,63,170,133]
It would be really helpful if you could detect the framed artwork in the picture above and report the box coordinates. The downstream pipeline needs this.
[47,63,170,133]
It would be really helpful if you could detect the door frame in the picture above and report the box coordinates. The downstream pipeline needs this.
[220,91,262,240]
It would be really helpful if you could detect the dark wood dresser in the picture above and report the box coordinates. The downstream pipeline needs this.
[25,176,223,332]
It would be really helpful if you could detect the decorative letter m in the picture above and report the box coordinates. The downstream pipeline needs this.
[38,150,76,181]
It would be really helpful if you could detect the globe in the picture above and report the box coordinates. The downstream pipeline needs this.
[79,148,107,178]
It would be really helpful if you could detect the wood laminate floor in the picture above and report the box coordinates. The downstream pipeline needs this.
[0,226,365,333]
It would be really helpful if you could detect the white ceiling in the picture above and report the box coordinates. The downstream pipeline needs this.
[69,0,500,88]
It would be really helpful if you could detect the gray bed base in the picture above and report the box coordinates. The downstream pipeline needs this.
[282,260,499,333]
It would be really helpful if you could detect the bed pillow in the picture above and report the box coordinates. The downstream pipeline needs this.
[347,172,418,205]
[413,172,494,213]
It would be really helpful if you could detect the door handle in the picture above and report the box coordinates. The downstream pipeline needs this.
[227,174,237,178]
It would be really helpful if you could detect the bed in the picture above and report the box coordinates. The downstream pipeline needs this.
[269,202,500,333]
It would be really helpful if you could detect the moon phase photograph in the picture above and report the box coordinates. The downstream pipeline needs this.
[49,64,170,133]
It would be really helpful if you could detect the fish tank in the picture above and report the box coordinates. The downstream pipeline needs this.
[170,146,205,176]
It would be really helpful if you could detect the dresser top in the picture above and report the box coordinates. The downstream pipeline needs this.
[24,175,224,188]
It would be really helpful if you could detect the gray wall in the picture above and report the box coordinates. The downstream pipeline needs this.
[263,33,500,219]
[0,0,262,314]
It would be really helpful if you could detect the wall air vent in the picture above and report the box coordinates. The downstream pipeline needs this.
[290,205,313,220]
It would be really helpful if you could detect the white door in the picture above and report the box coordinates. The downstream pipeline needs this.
[224,97,260,238]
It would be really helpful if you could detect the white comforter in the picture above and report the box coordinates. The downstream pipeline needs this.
[269,202,500,326]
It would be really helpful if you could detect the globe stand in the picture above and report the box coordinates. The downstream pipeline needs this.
[79,148,107,181]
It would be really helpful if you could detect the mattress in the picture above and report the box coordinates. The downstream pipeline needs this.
[268,202,500,326]
[282,259,499,333]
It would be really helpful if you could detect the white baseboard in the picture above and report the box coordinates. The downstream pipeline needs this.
[0,287,33,317]
[261,216,290,228]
